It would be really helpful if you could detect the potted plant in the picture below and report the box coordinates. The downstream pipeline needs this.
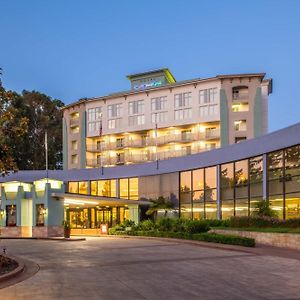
[63,220,71,238]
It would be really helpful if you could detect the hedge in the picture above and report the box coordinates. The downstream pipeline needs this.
[109,230,255,247]
[229,216,300,228]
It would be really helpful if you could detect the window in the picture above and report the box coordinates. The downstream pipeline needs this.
[129,115,145,126]
[71,154,78,164]
[151,96,167,111]
[151,111,167,123]
[235,137,247,143]
[232,86,249,100]
[87,107,102,133]
[234,120,247,131]
[79,181,88,194]
[88,107,102,122]
[174,92,191,108]
[129,100,144,115]
[97,180,116,197]
[108,118,121,129]
[71,126,79,134]
[71,140,78,151]
[232,103,249,112]
[199,88,217,104]
[108,103,122,118]
[199,104,218,117]
[174,108,192,120]
[36,204,45,226]
[68,182,79,193]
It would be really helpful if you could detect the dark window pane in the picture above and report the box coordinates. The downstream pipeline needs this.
[249,156,263,183]
[285,146,300,177]
[268,150,283,180]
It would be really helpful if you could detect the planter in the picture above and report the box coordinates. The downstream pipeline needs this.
[64,229,71,238]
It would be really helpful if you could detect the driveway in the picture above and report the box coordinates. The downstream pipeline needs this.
[0,237,300,299]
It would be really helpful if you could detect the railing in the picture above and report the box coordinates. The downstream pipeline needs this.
[86,130,220,153]
[86,145,219,168]
[69,118,79,127]
[232,93,249,101]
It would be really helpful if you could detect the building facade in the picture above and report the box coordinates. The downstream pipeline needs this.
[63,69,272,169]
[0,122,299,237]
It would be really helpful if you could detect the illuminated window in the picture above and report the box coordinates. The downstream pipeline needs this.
[108,118,122,129]
[91,181,97,196]
[180,171,191,192]
[129,178,138,200]
[120,178,129,199]
[232,103,249,112]
[68,182,78,193]
[97,180,116,197]
[234,120,247,131]
[71,126,79,134]
[79,181,88,195]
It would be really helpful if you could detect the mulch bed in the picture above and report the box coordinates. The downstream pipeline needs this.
[0,255,18,275]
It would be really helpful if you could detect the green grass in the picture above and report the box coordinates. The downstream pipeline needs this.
[213,227,300,234]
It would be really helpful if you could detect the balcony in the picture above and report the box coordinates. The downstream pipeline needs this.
[86,130,220,154]
[69,118,79,127]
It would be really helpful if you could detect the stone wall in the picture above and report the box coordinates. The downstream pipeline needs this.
[211,229,300,250]
[1,227,22,237]
[32,226,64,238]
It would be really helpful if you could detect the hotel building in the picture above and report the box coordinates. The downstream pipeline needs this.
[62,69,272,169]
[3,69,299,239]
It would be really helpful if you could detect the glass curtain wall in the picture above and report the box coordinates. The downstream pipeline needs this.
[180,167,217,219]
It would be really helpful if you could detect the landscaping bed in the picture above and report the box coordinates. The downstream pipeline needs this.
[109,219,255,247]
[0,255,18,275]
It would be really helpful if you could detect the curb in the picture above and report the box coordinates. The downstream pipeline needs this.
[0,237,86,241]
[0,256,25,282]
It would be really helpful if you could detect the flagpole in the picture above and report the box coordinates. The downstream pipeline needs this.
[45,131,48,182]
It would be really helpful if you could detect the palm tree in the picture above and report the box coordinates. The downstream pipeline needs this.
[146,196,174,220]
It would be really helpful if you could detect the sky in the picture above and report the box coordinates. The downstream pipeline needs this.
[1,0,300,132]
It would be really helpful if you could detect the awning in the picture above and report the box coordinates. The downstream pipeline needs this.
[51,192,151,206]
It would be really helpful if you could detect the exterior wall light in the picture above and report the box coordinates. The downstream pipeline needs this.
[0,209,5,216]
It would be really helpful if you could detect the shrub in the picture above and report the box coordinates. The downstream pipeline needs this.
[204,219,230,227]
[192,233,255,247]
[252,199,278,218]
[137,220,155,231]
[229,216,300,228]
[183,219,210,234]
[155,217,173,232]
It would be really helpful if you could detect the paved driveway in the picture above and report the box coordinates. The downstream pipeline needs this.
[0,237,300,300]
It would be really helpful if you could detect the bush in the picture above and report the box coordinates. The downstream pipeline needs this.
[204,219,230,227]
[192,233,255,247]
[137,220,155,231]
[155,217,174,232]
[183,219,210,234]
[229,216,300,228]
[114,231,255,247]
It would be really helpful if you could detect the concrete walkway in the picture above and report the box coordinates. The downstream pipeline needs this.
[0,237,300,299]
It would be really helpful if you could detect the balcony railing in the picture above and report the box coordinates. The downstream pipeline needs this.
[86,144,218,168]
[86,130,220,153]
[69,118,79,127]
[232,93,249,101]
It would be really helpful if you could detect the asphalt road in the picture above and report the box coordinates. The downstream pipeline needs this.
[0,237,300,300]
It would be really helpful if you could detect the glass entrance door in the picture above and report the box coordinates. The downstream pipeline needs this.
[97,209,112,227]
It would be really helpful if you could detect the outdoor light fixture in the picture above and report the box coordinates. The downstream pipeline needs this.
[0,209,4,216]
[42,208,47,215]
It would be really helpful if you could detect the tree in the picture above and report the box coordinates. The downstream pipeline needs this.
[0,84,29,174]
[0,69,64,171]
[146,196,174,220]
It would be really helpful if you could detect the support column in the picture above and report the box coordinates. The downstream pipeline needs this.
[216,165,221,220]
[263,153,268,201]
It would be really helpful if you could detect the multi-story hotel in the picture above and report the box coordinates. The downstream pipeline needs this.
[62,69,272,169]
[5,69,297,239]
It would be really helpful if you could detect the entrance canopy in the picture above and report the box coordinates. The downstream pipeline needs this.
[52,192,151,207]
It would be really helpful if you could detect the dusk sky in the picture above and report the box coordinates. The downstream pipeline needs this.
[1,0,300,132]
